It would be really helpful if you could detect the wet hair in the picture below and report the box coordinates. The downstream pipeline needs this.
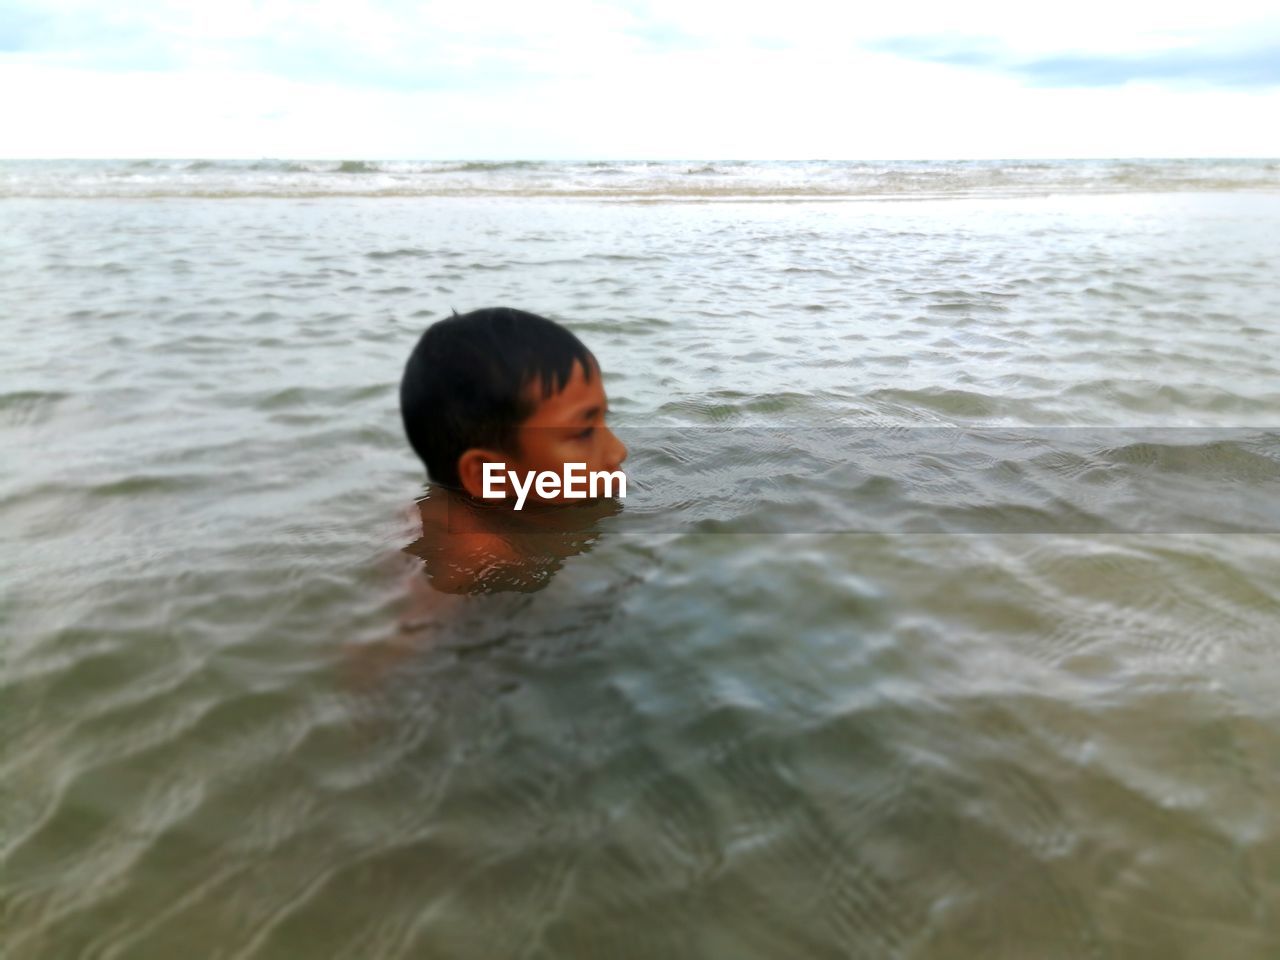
[400,307,597,486]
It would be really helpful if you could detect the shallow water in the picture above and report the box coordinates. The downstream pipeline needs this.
[3,175,1280,958]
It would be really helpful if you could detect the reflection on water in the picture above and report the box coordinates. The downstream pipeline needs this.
[612,426,1280,534]
[406,484,624,595]
[345,488,626,689]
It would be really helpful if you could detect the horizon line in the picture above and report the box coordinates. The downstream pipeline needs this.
[3,154,1279,163]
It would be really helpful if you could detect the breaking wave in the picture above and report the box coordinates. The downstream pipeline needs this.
[1,158,1277,200]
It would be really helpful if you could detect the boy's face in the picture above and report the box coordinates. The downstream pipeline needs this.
[512,358,627,497]
[457,358,627,505]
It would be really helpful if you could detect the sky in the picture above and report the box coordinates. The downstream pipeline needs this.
[1,0,1278,159]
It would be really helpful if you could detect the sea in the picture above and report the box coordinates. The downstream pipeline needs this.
[3,158,1279,958]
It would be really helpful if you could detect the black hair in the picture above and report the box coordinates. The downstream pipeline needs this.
[400,307,597,486]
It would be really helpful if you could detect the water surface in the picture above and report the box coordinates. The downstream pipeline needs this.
[3,163,1279,958]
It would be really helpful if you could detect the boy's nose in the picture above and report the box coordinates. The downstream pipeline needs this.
[606,427,627,470]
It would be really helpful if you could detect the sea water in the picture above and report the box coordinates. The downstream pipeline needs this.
[3,159,1279,958]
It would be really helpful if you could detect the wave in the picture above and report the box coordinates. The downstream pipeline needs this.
[438,160,542,173]
[6,185,1278,202]
[3,159,1277,200]
[248,159,311,172]
[0,389,71,426]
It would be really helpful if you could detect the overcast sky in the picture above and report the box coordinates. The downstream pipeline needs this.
[2,0,1278,159]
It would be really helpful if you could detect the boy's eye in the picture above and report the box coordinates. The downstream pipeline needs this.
[574,426,594,440]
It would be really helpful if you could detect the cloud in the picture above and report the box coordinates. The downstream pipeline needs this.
[0,3,179,68]
[0,5,41,52]
[1018,48,1280,88]
[870,34,1280,88]
[3,0,1280,157]
[622,17,710,51]
[0,0,634,90]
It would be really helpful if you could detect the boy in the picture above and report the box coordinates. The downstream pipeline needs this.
[399,307,628,594]
[345,307,626,685]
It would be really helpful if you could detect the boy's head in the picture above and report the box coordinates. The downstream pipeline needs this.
[400,307,626,501]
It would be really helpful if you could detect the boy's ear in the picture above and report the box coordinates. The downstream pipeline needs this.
[456,448,507,500]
